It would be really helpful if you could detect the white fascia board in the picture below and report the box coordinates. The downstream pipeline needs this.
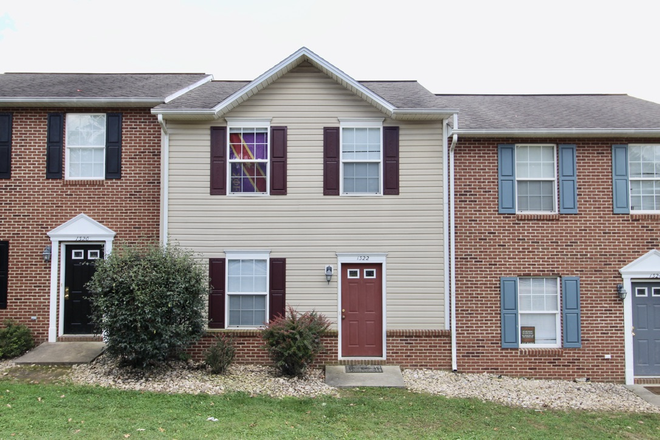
[163,75,214,103]
[0,97,164,107]
[450,128,660,138]
[211,47,399,118]
[151,108,219,120]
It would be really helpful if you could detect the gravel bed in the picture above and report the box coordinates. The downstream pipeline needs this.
[403,369,660,413]
[2,356,658,412]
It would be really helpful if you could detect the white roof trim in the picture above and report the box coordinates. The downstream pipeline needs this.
[450,128,660,138]
[210,47,398,118]
[164,74,213,103]
[48,213,116,240]
[620,249,660,276]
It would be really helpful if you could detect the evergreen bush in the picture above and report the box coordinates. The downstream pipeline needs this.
[261,306,331,377]
[205,334,236,374]
[87,243,208,368]
[0,320,35,359]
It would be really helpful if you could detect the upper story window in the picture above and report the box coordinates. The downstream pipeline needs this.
[227,119,270,195]
[515,144,557,213]
[498,143,577,214]
[66,114,106,179]
[629,144,660,211]
[340,119,383,195]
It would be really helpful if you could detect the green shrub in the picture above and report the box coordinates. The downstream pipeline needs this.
[87,243,208,368]
[261,306,331,377]
[0,320,35,359]
[205,334,236,374]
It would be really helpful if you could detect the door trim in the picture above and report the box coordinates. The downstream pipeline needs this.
[620,249,660,384]
[336,253,387,360]
[47,214,116,342]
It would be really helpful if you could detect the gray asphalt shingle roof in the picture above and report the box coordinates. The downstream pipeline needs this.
[436,94,660,131]
[0,73,210,101]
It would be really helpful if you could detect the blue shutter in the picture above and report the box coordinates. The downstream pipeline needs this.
[46,113,63,179]
[105,113,122,179]
[498,144,516,213]
[0,113,12,179]
[559,144,578,214]
[501,277,519,348]
[612,144,630,214]
[562,277,581,348]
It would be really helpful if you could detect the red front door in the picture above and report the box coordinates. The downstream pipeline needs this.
[341,264,383,357]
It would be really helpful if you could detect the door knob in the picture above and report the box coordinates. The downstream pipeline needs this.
[64,287,70,300]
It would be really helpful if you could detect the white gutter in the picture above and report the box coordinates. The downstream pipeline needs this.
[443,118,450,331]
[157,114,169,246]
[450,128,660,138]
[0,97,165,107]
[450,114,458,372]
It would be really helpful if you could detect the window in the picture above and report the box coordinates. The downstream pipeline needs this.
[341,125,382,194]
[222,251,271,328]
[499,144,577,214]
[516,145,556,212]
[518,278,559,346]
[228,126,269,194]
[501,276,580,348]
[66,114,106,179]
[629,144,660,211]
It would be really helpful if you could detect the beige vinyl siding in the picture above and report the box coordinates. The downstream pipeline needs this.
[167,65,445,330]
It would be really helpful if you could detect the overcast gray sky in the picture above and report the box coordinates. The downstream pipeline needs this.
[2,0,660,104]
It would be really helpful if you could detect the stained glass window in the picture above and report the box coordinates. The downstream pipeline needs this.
[229,127,268,194]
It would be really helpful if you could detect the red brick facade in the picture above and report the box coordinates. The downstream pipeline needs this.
[0,108,162,342]
[453,138,660,382]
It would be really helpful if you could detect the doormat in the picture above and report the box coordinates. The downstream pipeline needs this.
[345,365,383,373]
[646,387,660,395]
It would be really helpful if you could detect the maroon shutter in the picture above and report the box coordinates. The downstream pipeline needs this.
[105,113,122,179]
[323,127,340,195]
[269,258,286,321]
[383,126,399,195]
[0,113,12,179]
[210,127,227,195]
[208,258,226,328]
[0,241,7,309]
[47,113,63,179]
[270,126,287,195]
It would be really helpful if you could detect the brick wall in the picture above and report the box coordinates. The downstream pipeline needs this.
[190,330,452,369]
[453,138,660,382]
[0,108,162,341]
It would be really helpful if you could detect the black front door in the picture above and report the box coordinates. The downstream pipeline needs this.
[63,244,103,334]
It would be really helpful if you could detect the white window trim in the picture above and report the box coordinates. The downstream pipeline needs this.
[224,250,270,329]
[339,118,384,196]
[225,118,272,196]
[628,144,660,213]
[514,144,558,214]
[518,277,561,349]
[65,113,106,180]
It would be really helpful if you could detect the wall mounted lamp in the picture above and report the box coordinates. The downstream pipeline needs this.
[42,245,52,263]
[617,284,627,300]
[325,265,333,284]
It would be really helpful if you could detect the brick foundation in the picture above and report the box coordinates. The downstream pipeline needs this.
[189,329,451,369]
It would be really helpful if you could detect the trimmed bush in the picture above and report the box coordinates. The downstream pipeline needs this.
[205,334,236,374]
[261,306,331,377]
[87,243,208,368]
[0,320,35,359]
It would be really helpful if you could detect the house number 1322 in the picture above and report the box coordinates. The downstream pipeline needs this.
[357,256,369,261]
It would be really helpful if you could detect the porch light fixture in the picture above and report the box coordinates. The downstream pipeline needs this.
[325,265,333,284]
[617,284,627,300]
[42,245,52,262]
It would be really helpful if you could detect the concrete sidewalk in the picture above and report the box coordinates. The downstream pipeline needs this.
[14,342,105,365]
[325,365,405,388]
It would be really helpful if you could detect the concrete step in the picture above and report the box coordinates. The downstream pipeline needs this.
[14,342,105,365]
[325,365,405,388]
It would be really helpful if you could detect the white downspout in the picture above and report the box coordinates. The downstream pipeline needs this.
[443,119,451,330]
[158,115,169,245]
[450,113,458,372]
[450,132,458,371]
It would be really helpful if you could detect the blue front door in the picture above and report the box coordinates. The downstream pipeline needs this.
[632,282,660,376]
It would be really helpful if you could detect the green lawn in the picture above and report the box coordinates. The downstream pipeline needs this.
[0,381,659,439]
